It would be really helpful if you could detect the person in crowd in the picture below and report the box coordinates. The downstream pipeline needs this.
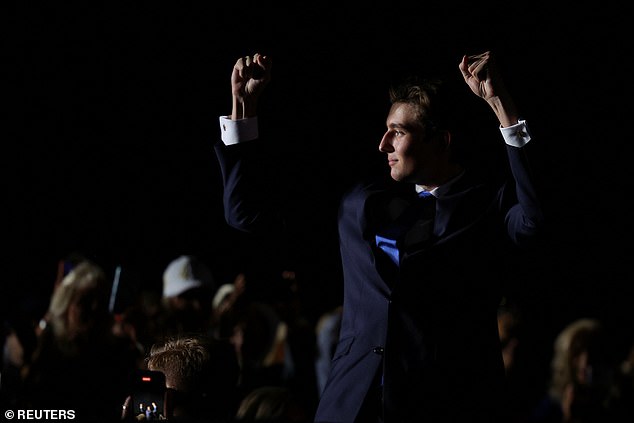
[122,334,240,422]
[156,255,217,339]
[235,385,311,423]
[19,259,140,421]
[530,318,617,422]
[211,271,297,401]
[605,335,634,421]
[498,296,523,376]
[1,320,25,409]
[214,49,546,422]
[313,306,342,397]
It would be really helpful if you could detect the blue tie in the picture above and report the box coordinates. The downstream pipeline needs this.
[375,191,436,266]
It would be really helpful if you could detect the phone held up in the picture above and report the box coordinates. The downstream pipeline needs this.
[132,369,166,421]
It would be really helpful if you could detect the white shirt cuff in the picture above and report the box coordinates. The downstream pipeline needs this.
[219,116,259,145]
[500,119,531,148]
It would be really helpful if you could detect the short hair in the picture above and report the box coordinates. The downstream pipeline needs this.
[147,334,239,395]
[388,77,461,134]
[389,78,443,131]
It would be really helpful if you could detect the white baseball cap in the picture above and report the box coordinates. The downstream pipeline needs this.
[162,255,213,298]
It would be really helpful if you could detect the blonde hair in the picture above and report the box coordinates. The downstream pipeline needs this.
[47,260,110,340]
[548,318,603,401]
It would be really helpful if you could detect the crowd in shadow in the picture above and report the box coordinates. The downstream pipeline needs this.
[2,253,633,422]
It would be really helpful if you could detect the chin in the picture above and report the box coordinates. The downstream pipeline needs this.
[390,170,403,181]
[391,171,411,183]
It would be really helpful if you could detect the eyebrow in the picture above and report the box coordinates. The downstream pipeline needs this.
[387,122,417,132]
[388,122,402,128]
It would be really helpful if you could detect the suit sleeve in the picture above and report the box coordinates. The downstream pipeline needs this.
[214,139,286,236]
[502,133,546,247]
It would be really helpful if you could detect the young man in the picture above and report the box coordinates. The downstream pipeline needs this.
[214,51,545,422]
[122,334,240,421]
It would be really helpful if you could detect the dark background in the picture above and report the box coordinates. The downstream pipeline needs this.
[4,0,633,388]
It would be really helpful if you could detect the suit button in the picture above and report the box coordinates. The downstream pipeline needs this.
[372,346,384,355]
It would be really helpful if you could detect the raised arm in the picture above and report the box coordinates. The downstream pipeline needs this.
[214,53,282,235]
[460,52,545,245]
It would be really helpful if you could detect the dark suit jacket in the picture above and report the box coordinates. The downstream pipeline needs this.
[215,138,544,423]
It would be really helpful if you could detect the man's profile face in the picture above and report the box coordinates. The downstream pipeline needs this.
[379,102,440,184]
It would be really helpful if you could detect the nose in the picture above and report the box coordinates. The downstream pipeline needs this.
[379,132,393,153]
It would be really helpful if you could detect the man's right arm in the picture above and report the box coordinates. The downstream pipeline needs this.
[214,54,283,234]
